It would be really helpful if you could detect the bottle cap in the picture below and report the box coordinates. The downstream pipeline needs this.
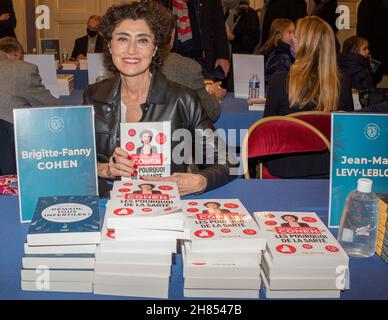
[357,178,373,193]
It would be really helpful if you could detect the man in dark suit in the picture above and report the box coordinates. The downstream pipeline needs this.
[0,0,16,39]
[71,15,104,61]
[158,0,230,81]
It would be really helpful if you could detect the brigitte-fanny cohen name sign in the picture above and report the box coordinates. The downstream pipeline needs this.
[14,106,98,223]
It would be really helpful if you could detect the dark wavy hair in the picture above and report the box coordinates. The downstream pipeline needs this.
[100,0,174,73]
[139,183,156,189]
[281,215,299,222]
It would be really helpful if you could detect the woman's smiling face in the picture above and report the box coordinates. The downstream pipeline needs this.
[110,19,156,77]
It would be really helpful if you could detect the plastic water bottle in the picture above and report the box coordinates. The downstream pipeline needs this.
[248,74,260,99]
[337,178,378,258]
[61,50,69,63]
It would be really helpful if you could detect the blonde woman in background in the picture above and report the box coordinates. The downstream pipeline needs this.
[264,16,354,117]
[261,16,354,179]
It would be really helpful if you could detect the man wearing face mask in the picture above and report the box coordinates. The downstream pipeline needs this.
[71,15,104,61]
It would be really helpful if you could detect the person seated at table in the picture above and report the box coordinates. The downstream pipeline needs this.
[71,15,104,61]
[338,36,378,92]
[0,37,60,124]
[83,1,237,197]
[259,19,295,94]
[261,17,353,179]
[264,16,354,117]
[0,36,23,60]
[160,15,226,122]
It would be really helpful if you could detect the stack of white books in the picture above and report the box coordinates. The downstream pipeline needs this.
[21,195,101,293]
[79,58,88,70]
[57,74,74,96]
[254,212,350,299]
[182,199,266,299]
[93,180,186,298]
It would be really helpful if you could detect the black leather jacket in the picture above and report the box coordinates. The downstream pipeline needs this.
[83,69,237,196]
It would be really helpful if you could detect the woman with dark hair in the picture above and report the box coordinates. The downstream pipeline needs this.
[203,201,230,214]
[133,183,162,194]
[281,215,309,227]
[83,1,236,197]
[136,129,157,155]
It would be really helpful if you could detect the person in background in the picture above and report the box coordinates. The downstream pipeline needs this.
[83,1,236,197]
[262,16,354,179]
[338,36,376,91]
[0,0,16,39]
[357,0,388,75]
[307,0,340,52]
[0,36,23,60]
[260,0,306,48]
[160,15,226,122]
[0,37,60,124]
[158,0,230,82]
[259,19,295,93]
[0,37,60,175]
[225,1,261,55]
[71,15,104,61]
[264,16,353,117]
[307,0,338,33]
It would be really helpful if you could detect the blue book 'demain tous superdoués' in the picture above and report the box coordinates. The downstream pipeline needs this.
[27,195,101,246]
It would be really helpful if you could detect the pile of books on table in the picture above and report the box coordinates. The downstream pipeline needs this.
[93,180,185,298]
[182,199,266,299]
[254,211,350,299]
[21,195,101,293]
[377,194,388,263]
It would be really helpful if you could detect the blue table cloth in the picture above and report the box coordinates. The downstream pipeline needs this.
[216,93,263,147]
[0,179,386,300]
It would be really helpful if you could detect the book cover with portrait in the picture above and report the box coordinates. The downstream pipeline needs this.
[120,122,171,179]
[105,180,183,230]
[182,199,265,252]
[254,211,349,267]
